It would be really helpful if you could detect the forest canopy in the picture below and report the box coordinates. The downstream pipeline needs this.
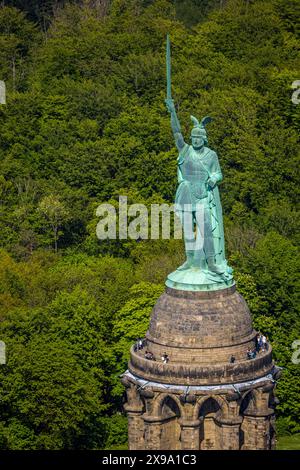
[0,0,299,449]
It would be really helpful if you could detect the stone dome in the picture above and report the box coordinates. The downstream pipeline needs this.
[128,285,274,386]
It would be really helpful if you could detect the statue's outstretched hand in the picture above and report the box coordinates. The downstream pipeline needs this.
[165,98,175,114]
[207,178,216,189]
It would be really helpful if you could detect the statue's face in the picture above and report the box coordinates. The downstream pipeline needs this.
[191,136,205,150]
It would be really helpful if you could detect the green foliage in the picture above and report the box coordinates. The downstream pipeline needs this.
[0,335,107,449]
[245,232,299,325]
[277,433,300,450]
[0,249,137,448]
[0,0,299,447]
[234,271,267,317]
[0,6,40,90]
[102,414,128,450]
[39,194,70,251]
[113,281,164,343]
[276,366,300,434]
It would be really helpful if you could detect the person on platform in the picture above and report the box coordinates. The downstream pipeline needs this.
[247,348,256,360]
[161,352,169,364]
[261,335,267,352]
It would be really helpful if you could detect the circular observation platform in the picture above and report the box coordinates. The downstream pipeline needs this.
[128,285,274,386]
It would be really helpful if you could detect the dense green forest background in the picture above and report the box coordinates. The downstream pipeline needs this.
[0,0,299,449]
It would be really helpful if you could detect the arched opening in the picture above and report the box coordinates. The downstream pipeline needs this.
[240,391,256,415]
[198,397,222,450]
[160,396,181,450]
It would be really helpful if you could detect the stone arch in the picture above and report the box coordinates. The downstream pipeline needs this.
[239,389,258,415]
[197,396,226,450]
[194,394,228,420]
[154,394,182,450]
[152,393,183,417]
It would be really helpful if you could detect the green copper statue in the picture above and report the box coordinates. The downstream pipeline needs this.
[165,36,233,291]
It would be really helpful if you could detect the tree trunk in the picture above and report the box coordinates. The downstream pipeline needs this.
[54,227,58,252]
[12,56,16,91]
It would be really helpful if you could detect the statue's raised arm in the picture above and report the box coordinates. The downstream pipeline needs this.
[165,98,185,151]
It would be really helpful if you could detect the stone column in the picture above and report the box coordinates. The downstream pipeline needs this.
[241,386,275,450]
[216,417,243,450]
[122,378,146,450]
[178,419,200,450]
[218,394,243,449]
[143,415,162,450]
[242,412,274,450]
[124,405,145,450]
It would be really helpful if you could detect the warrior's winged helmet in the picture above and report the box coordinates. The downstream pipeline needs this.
[190,115,212,145]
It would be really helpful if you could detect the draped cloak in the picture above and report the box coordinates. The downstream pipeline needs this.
[175,144,226,267]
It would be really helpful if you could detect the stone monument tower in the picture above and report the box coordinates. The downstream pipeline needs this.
[121,36,280,450]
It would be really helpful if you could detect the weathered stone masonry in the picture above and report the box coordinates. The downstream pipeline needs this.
[122,285,280,450]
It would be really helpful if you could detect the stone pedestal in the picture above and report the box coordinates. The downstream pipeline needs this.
[122,284,279,450]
